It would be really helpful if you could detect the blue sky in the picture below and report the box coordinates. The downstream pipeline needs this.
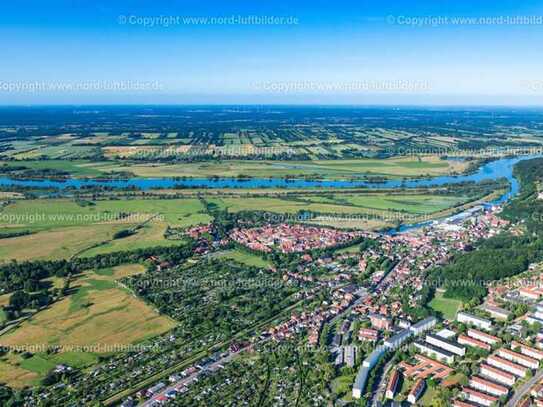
[1,0,543,105]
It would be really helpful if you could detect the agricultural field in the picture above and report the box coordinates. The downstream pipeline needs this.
[208,190,477,230]
[79,220,182,257]
[0,224,126,262]
[0,197,211,262]
[208,192,466,216]
[299,193,466,214]
[0,159,108,177]
[0,264,175,387]
[94,155,470,180]
[0,197,209,231]
[3,106,543,165]
[0,155,470,180]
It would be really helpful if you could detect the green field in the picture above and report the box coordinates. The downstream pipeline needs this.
[335,243,362,254]
[0,198,211,261]
[418,384,438,405]
[1,155,470,181]
[0,159,107,176]
[0,265,175,387]
[0,224,125,262]
[428,291,463,320]
[299,193,466,214]
[0,197,210,231]
[79,221,183,257]
[215,249,271,268]
[209,192,466,216]
[95,156,469,180]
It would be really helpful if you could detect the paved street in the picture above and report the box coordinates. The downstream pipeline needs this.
[140,349,243,407]
[506,368,543,407]
[140,290,367,406]
[370,360,394,406]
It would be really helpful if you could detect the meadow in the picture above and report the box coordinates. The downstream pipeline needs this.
[208,193,466,215]
[1,155,470,181]
[0,264,175,387]
[0,197,209,230]
[213,249,271,268]
[428,291,463,320]
[95,155,469,180]
[0,198,211,261]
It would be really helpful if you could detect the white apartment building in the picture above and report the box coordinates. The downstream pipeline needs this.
[479,363,516,386]
[497,348,539,369]
[426,333,466,356]
[467,328,500,345]
[487,355,528,377]
[469,376,509,397]
[457,312,492,330]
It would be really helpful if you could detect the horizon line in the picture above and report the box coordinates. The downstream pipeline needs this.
[1,103,543,109]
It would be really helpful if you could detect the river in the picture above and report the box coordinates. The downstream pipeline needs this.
[0,155,540,195]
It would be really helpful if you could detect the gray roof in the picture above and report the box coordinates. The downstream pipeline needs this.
[457,311,491,324]
[384,329,413,349]
[414,340,455,358]
[353,366,370,392]
[363,347,386,368]
[410,316,437,331]
[481,304,512,316]
[426,333,465,351]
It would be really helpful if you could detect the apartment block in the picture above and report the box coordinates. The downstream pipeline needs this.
[519,287,542,301]
[409,316,437,335]
[413,341,455,364]
[512,341,543,361]
[453,401,478,407]
[457,312,493,330]
[385,369,400,400]
[479,363,516,386]
[469,376,509,397]
[487,355,528,377]
[461,387,498,407]
[467,329,500,345]
[369,313,392,330]
[426,333,466,356]
[480,304,512,320]
[497,348,539,369]
[458,334,491,351]
[407,379,425,404]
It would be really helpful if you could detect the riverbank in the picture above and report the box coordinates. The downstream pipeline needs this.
[0,154,539,192]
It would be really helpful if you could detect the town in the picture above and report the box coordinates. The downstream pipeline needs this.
[1,3,543,405]
[112,199,542,407]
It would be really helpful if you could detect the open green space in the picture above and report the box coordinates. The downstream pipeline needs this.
[215,249,271,268]
[0,197,210,231]
[0,264,174,387]
[428,291,463,320]
[0,198,210,261]
[0,159,107,176]
[95,156,469,180]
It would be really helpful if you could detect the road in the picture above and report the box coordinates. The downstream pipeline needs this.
[140,348,244,407]
[506,368,543,407]
[370,360,394,407]
[139,288,366,406]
